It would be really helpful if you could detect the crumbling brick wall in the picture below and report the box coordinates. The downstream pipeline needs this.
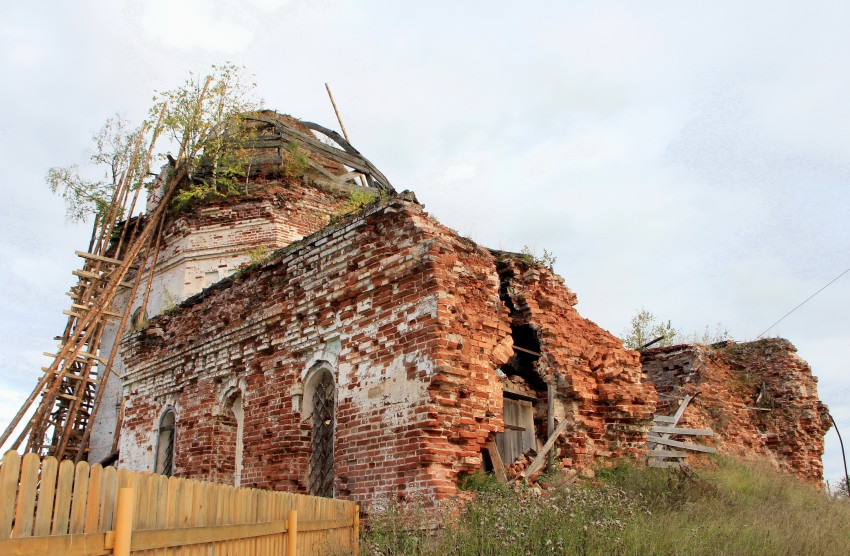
[495,258,657,469]
[642,339,831,483]
[118,197,656,509]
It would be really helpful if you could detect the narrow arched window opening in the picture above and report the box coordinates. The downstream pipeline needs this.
[155,410,176,476]
[215,393,245,487]
[232,395,244,487]
[308,371,335,497]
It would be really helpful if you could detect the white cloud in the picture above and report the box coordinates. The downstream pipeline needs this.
[128,0,294,52]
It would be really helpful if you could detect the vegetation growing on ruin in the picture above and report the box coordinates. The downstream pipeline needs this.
[622,308,730,350]
[362,458,850,555]
[331,189,393,222]
[622,308,680,350]
[282,141,311,180]
[46,114,143,223]
[156,63,259,211]
[47,63,261,216]
[246,245,271,265]
[519,245,558,270]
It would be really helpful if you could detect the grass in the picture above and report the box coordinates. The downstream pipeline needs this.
[361,458,850,555]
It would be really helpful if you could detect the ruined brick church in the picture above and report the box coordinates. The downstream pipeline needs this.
[86,111,830,509]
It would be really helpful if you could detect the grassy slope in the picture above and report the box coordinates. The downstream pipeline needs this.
[363,458,850,555]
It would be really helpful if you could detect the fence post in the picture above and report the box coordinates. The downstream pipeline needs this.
[353,505,360,555]
[113,487,135,556]
[286,509,297,555]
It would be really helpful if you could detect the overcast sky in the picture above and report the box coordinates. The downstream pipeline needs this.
[1,1,848,486]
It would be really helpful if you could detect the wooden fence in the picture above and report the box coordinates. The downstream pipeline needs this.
[0,450,359,555]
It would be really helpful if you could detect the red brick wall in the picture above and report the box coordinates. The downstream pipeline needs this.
[121,201,446,507]
[119,198,657,509]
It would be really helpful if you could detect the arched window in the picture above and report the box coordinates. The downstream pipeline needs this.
[155,409,176,476]
[307,370,335,497]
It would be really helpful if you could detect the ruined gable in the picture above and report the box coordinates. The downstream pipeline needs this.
[642,339,831,483]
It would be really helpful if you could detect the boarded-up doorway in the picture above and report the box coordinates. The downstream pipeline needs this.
[496,394,536,464]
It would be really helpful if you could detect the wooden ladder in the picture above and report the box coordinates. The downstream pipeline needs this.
[0,108,186,461]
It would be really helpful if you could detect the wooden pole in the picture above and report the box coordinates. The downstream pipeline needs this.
[286,509,297,555]
[113,487,134,556]
[324,83,369,189]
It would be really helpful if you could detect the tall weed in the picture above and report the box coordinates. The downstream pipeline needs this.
[363,458,850,555]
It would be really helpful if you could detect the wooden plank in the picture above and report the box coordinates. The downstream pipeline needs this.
[0,531,110,556]
[153,475,169,556]
[648,460,687,469]
[130,520,292,551]
[520,420,570,479]
[71,270,133,288]
[33,456,58,536]
[144,473,161,531]
[165,476,180,548]
[70,305,123,319]
[299,518,353,532]
[484,441,508,482]
[63,310,119,322]
[69,461,90,534]
[75,250,123,266]
[652,415,677,424]
[513,345,542,357]
[670,395,693,426]
[650,426,713,436]
[646,436,717,453]
[648,395,696,452]
[84,464,103,533]
[98,465,117,532]
[51,459,76,535]
[39,368,96,383]
[647,449,688,458]
[179,479,193,530]
[12,452,40,537]
[133,472,148,531]
[47,347,106,363]
[0,450,22,537]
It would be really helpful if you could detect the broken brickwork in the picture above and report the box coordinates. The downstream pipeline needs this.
[494,257,656,470]
[117,196,656,509]
[642,339,831,483]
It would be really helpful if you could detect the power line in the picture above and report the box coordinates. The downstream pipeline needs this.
[757,266,850,339]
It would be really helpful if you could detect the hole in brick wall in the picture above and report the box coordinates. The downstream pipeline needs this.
[214,393,244,487]
[502,325,546,392]
[480,447,495,473]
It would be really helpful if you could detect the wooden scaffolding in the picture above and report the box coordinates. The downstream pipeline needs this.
[0,101,394,463]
